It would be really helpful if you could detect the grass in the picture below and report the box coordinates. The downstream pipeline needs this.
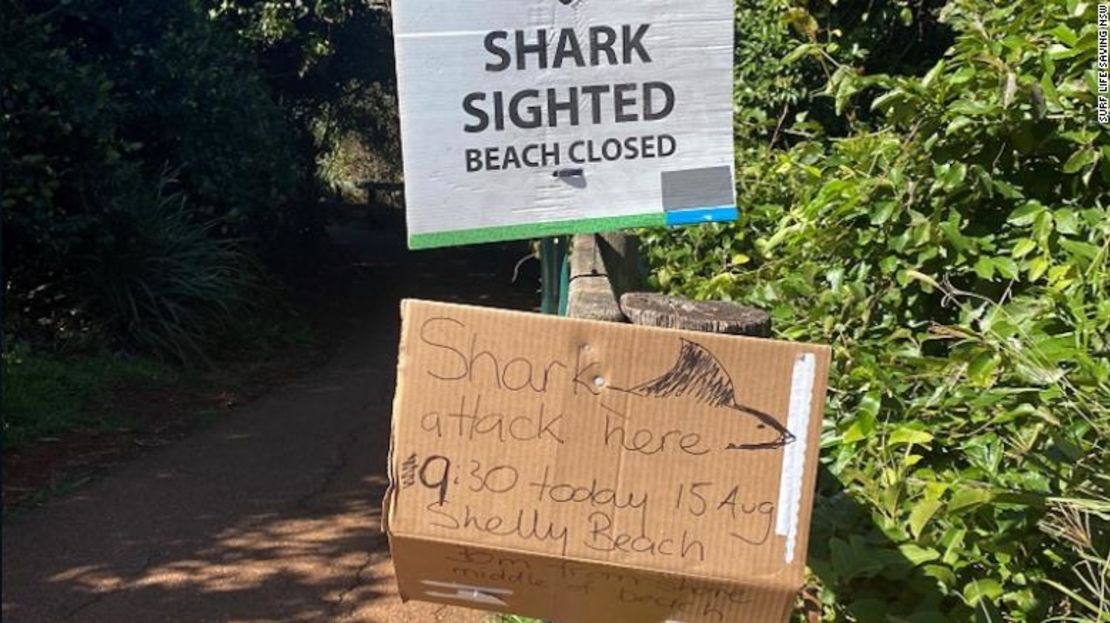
[2,345,174,448]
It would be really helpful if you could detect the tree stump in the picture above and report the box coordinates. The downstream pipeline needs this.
[620,292,772,337]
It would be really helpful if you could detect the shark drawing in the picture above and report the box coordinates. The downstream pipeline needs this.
[615,339,795,451]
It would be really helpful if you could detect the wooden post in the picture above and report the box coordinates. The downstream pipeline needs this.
[566,233,641,322]
[566,233,772,338]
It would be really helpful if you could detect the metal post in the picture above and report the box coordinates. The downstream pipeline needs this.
[540,236,569,316]
[558,237,570,316]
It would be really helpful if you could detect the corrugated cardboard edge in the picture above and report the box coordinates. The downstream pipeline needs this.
[389,533,799,596]
[384,299,832,603]
[382,300,411,553]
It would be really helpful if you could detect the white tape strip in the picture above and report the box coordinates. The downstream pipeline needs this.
[421,580,513,606]
[774,353,816,564]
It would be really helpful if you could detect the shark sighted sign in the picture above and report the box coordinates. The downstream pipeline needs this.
[385,301,832,622]
[391,0,737,249]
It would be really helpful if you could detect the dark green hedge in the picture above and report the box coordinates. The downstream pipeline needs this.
[2,0,316,358]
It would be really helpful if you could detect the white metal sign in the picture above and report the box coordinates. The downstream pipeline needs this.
[393,0,736,249]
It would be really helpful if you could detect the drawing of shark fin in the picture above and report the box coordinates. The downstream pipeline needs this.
[626,339,737,407]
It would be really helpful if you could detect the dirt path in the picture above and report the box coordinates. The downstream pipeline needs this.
[1,212,537,622]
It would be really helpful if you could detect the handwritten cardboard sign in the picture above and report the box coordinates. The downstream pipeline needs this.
[393,0,737,249]
[385,301,831,622]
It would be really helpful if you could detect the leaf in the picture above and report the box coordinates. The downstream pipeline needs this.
[899,543,941,566]
[949,486,994,513]
[889,427,934,447]
[1059,238,1102,260]
[942,528,967,565]
[783,8,820,40]
[859,391,881,419]
[940,219,974,252]
[945,116,974,135]
[1048,264,1075,285]
[1048,43,1082,60]
[993,256,1019,279]
[871,89,907,113]
[909,499,944,539]
[1041,73,1062,109]
[968,352,1002,386]
[835,73,858,116]
[922,60,946,89]
[870,201,898,225]
[923,564,958,589]
[1063,149,1097,174]
[933,162,968,191]
[1008,202,1045,226]
[974,256,995,280]
[1054,208,1080,234]
[963,578,1004,604]
[1012,238,1037,258]
[899,7,914,26]
[905,270,940,289]
[1050,24,1079,46]
[843,411,877,443]
[783,42,820,64]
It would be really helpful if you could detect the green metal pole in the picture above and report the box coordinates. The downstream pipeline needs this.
[557,236,570,316]
[540,236,569,316]
[540,238,558,315]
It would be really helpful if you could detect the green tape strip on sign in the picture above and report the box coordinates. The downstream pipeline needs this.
[409,213,667,249]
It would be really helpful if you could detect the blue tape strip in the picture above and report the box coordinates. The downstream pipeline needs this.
[665,205,739,226]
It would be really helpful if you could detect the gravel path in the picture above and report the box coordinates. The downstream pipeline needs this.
[2,213,536,623]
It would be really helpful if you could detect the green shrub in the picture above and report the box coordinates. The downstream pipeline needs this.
[644,0,1109,620]
[2,1,313,355]
[202,0,400,190]
[1,3,126,285]
[80,177,274,363]
[55,0,312,245]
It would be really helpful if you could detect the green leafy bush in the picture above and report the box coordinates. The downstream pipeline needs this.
[644,0,1109,620]
[49,0,312,245]
[2,2,311,356]
[81,178,273,363]
[202,0,400,187]
[1,3,126,282]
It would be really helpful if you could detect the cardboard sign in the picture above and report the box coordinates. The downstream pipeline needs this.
[386,301,831,622]
[392,0,737,249]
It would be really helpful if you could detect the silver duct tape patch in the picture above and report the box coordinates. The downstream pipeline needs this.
[661,166,735,211]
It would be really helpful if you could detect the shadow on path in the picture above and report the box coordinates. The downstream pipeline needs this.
[2,207,537,622]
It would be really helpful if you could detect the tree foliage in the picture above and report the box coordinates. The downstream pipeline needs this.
[645,1,1109,620]
[202,0,401,182]
[2,0,310,359]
